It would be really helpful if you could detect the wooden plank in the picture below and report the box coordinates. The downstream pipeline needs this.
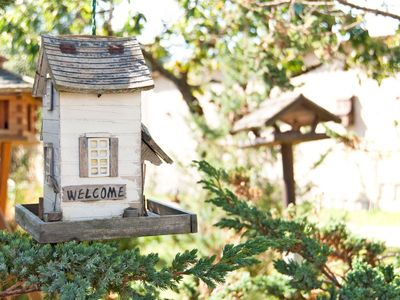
[190,214,198,233]
[39,214,192,243]
[16,201,197,243]
[15,204,41,241]
[62,184,126,202]
[38,197,44,220]
[147,199,188,215]
[0,142,11,217]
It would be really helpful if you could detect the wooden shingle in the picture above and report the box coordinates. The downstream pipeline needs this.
[33,35,154,97]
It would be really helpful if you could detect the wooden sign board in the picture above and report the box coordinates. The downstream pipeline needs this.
[62,184,126,202]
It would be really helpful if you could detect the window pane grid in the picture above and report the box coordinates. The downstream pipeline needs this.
[88,138,110,177]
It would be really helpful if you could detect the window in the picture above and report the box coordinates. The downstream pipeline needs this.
[88,138,110,177]
[0,100,9,129]
[79,134,118,178]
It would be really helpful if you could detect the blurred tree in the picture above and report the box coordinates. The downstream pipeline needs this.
[196,160,400,300]
[140,0,400,132]
[0,231,270,299]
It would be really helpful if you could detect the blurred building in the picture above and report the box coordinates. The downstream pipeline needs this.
[142,64,400,211]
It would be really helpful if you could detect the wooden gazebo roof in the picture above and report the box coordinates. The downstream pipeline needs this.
[0,67,33,93]
[232,93,341,134]
[33,35,154,97]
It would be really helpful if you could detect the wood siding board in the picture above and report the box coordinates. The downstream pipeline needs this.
[59,92,142,221]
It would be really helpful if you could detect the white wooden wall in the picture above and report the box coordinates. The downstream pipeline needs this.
[59,92,142,221]
[42,79,61,214]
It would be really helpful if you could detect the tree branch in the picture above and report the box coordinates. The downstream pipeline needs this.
[0,285,40,297]
[142,48,204,116]
[243,0,400,20]
[336,0,400,21]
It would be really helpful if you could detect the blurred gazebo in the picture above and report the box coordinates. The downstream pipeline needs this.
[232,93,340,207]
[0,56,40,228]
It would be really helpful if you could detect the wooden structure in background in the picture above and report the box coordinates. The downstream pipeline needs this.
[0,56,40,229]
[232,93,340,207]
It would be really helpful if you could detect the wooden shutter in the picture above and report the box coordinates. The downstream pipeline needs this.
[79,137,89,177]
[45,81,54,111]
[110,137,118,177]
[44,143,54,178]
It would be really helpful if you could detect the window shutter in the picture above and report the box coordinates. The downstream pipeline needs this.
[79,137,89,177]
[45,82,54,111]
[44,143,54,180]
[110,137,118,177]
[49,83,54,111]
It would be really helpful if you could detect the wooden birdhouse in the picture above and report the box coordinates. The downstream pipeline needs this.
[0,56,40,143]
[15,35,197,243]
[0,56,40,229]
[232,93,340,206]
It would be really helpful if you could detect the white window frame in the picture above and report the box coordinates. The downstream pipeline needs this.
[88,137,110,177]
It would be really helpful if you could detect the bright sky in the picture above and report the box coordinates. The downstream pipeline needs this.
[112,0,400,42]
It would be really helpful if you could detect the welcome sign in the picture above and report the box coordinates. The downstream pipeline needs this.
[62,184,126,202]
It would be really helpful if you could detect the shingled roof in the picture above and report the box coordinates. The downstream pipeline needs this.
[33,35,154,97]
[0,57,33,92]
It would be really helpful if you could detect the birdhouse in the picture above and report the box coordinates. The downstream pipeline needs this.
[0,56,40,143]
[15,35,197,243]
[0,56,40,229]
[232,93,340,206]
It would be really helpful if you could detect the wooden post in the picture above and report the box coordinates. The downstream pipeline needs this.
[280,143,295,207]
[0,142,12,222]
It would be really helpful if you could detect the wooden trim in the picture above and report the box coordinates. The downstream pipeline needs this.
[109,137,118,177]
[0,142,11,216]
[240,132,330,148]
[16,201,198,243]
[141,124,173,164]
[49,82,54,111]
[79,137,88,177]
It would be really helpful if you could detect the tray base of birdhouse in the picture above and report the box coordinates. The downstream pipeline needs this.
[15,199,197,243]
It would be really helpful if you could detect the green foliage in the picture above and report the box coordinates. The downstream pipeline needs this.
[196,160,400,299]
[0,231,269,299]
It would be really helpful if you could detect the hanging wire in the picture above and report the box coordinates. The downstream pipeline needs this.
[91,0,97,35]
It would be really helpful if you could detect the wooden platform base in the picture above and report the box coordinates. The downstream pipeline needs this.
[15,199,197,243]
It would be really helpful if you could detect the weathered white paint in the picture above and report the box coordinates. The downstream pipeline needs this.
[42,79,61,214]
[59,92,142,221]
